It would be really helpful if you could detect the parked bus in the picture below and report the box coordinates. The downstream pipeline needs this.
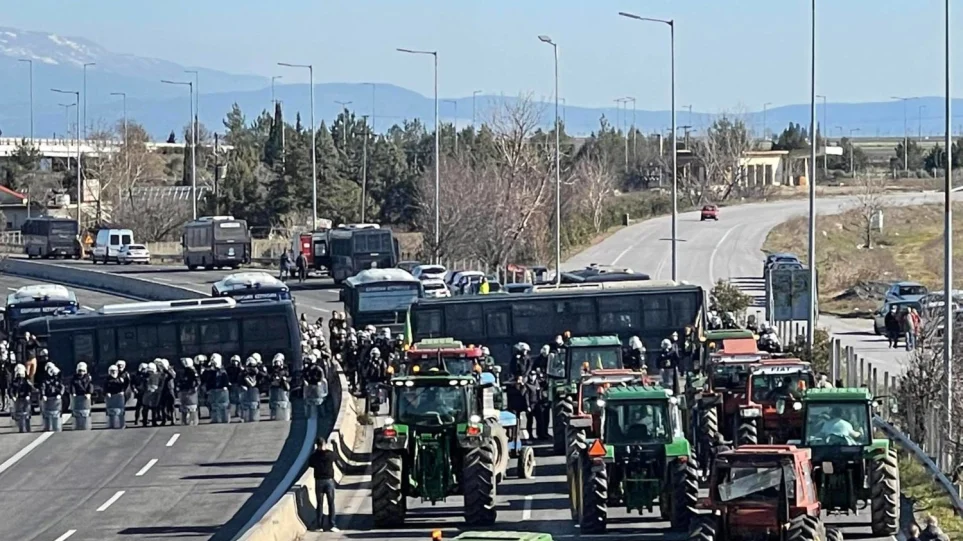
[182,216,252,271]
[22,217,81,259]
[341,268,423,333]
[212,272,293,304]
[408,280,706,369]
[327,224,400,282]
[2,284,80,336]
[16,297,301,395]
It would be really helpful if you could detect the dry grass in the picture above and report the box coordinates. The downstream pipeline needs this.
[764,203,963,316]
[899,452,963,537]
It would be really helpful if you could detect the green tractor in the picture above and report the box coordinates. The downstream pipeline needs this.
[548,335,626,454]
[798,387,900,537]
[371,373,532,528]
[569,384,699,534]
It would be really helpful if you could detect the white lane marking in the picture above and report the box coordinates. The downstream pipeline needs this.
[522,495,533,520]
[611,244,634,266]
[0,432,53,476]
[82,305,94,310]
[135,458,158,476]
[708,225,739,283]
[166,433,180,447]
[96,490,125,512]
[53,530,77,541]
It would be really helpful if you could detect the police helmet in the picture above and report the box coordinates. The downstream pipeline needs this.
[306,354,317,364]
[520,342,531,353]
[14,364,26,378]
[211,355,223,369]
[364,325,376,334]
[273,353,285,365]
[108,365,119,377]
[46,362,59,376]
[629,336,643,350]
[482,346,490,356]
[182,357,194,368]
[116,360,126,371]
[230,354,242,364]
[661,338,672,350]
[76,362,88,374]
[252,352,262,363]
[138,363,148,372]
[540,344,550,356]
[370,347,381,359]
[40,348,49,357]
[146,363,158,374]
[245,356,258,367]
[311,348,322,358]
[195,354,208,365]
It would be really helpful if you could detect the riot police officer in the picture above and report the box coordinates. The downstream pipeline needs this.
[269,353,292,421]
[10,364,33,432]
[105,364,128,429]
[70,362,93,430]
[239,357,262,422]
[177,357,201,425]
[41,363,65,432]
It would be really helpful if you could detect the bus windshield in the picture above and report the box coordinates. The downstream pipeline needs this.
[214,222,249,241]
[353,231,393,253]
[50,222,78,239]
[395,385,468,426]
[357,283,421,313]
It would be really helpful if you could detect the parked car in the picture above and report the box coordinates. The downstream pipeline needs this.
[397,260,421,273]
[412,264,447,282]
[448,270,485,294]
[91,228,134,264]
[117,244,151,265]
[422,278,451,298]
[884,281,928,303]
[700,204,719,221]
[763,252,800,275]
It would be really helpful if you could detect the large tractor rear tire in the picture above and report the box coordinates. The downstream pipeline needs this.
[371,449,406,528]
[669,456,700,530]
[566,426,587,470]
[869,447,900,536]
[553,395,575,454]
[463,441,497,527]
[489,422,510,482]
[580,457,608,534]
[737,418,759,446]
[687,515,717,541]
[826,528,844,541]
[786,514,824,541]
[698,405,719,442]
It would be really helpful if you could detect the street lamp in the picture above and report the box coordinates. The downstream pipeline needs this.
[52,88,81,224]
[18,59,33,140]
[364,83,377,133]
[443,99,458,154]
[849,128,860,174]
[83,62,95,139]
[942,0,953,447]
[807,0,817,349]
[397,47,439,262]
[891,96,915,174]
[472,90,483,126]
[271,75,283,105]
[619,11,678,281]
[185,70,199,147]
[361,114,369,223]
[59,103,75,139]
[161,79,196,219]
[538,35,562,285]
[278,62,317,230]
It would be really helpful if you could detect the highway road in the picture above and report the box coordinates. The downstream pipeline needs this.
[0,274,320,541]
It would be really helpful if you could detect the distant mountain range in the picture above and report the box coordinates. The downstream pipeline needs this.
[1,26,962,141]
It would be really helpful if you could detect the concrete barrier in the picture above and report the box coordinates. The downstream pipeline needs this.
[0,257,206,300]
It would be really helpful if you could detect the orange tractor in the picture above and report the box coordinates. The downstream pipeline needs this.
[735,360,815,446]
[689,444,840,541]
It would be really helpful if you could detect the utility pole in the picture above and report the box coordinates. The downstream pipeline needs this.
[892,96,915,174]
[943,0,953,449]
[214,132,220,215]
[361,115,369,222]
[538,35,561,285]
[52,89,81,224]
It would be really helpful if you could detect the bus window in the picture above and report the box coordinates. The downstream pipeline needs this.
[157,324,178,358]
[180,323,200,347]
[512,300,555,335]
[641,294,671,328]
[137,326,158,349]
[98,328,116,363]
[73,333,95,363]
[445,304,483,337]
[556,299,597,334]
[413,309,443,336]
[671,293,698,327]
[485,309,511,338]
[118,327,138,351]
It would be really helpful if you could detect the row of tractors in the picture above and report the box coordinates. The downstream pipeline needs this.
[366,331,901,541]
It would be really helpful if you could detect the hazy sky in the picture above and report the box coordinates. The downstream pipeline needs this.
[5,0,962,111]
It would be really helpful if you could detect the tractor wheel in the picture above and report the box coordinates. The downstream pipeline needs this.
[489,422,510,482]
[371,449,406,528]
[869,448,900,536]
[553,396,574,454]
[669,456,699,530]
[786,514,824,541]
[826,528,844,541]
[566,426,587,469]
[463,441,497,526]
[579,457,608,534]
[687,515,717,541]
[517,445,535,479]
[737,418,759,446]
[569,452,583,521]
[699,405,719,441]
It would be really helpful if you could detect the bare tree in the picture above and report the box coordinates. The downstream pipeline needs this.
[691,115,754,203]
[112,195,192,242]
[853,174,886,248]
[414,155,483,261]
[569,151,616,233]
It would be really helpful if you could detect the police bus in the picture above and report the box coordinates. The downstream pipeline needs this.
[16,297,301,392]
[326,224,400,282]
[408,279,706,370]
[22,217,81,259]
[2,284,80,336]
[182,215,252,271]
[212,272,293,304]
[341,268,423,333]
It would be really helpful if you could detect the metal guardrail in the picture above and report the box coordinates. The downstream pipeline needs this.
[875,415,963,517]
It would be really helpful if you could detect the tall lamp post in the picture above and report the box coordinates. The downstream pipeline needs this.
[277,62,317,230]
[443,99,459,153]
[891,96,915,174]
[361,114,369,223]
[364,83,377,133]
[19,59,33,140]
[619,11,677,281]
[271,75,283,105]
[59,103,75,139]
[943,0,953,449]
[538,35,561,285]
[161,79,196,219]
[52,89,81,224]
[82,62,95,139]
[397,47,439,262]
[849,128,860,174]
[807,0,817,348]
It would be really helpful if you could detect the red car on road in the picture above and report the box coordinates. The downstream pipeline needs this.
[701,204,719,221]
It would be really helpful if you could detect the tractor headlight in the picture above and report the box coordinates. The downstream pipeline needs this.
[596,399,606,408]
[469,414,481,424]
[383,416,394,427]
[792,401,803,411]
[668,396,679,405]
[740,408,761,418]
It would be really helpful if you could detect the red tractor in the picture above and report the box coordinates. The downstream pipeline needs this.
[689,444,840,541]
[735,360,815,446]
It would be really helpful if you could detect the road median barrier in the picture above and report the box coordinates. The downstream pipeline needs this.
[0,257,206,300]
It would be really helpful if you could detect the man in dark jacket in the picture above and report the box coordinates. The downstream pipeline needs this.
[658,338,681,394]
[884,305,901,348]
[308,438,339,532]
[522,371,542,441]
[296,252,308,283]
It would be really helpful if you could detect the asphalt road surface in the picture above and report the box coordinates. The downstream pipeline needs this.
[0,274,313,541]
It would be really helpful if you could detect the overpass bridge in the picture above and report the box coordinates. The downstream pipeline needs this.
[0,137,231,159]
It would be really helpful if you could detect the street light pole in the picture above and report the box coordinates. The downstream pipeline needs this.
[538,35,561,285]
[397,48,439,262]
[849,128,860,174]
[364,83,377,133]
[943,0,953,446]
[807,0,817,348]
[278,63,317,230]
[619,11,677,281]
[59,103,75,139]
[271,75,283,105]
[53,89,81,224]
[186,70,199,146]
[627,96,637,161]
[918,105,927,139]
[83,62,95,139]
[361,114,369,223]
[472,90,482,127]
[443,99,458,153]
[892,96,914,174]
[161,79,196,219]
[18,59,33,140]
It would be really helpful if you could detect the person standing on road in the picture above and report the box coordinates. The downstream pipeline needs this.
[884,305,901,348]
[296,251,308,283]
[309,438,339,532]
[279,250,292,282]
[902,308,917,351]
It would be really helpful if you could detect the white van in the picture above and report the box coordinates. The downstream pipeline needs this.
[91,228,134,264]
